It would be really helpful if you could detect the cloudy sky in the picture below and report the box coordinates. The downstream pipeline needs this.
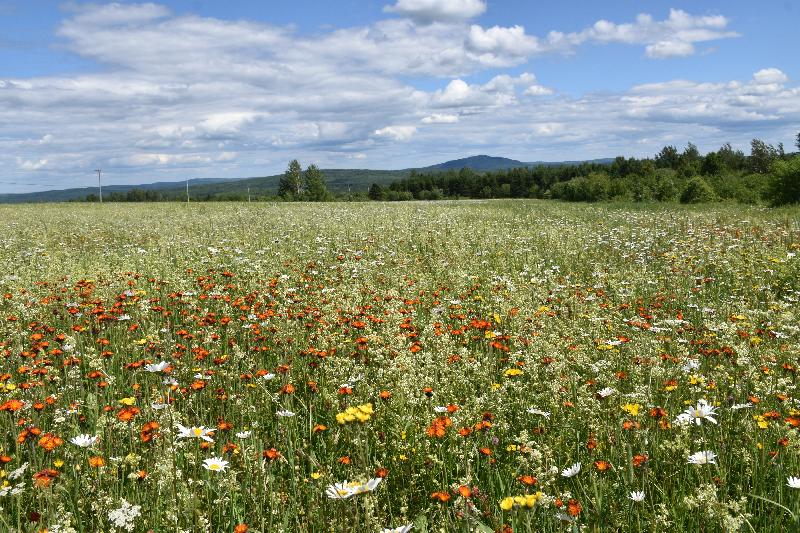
[1,0,798,193]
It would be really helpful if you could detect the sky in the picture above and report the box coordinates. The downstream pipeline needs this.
[1,0,798,193]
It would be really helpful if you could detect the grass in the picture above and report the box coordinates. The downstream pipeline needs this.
[0,200,798,532]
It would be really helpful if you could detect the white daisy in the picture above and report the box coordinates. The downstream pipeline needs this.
[176,424,214,442]
[144,361,170,373]
[629,490,645,502]
[262,373,276,381]
[561,462,581,478]
[276,410,296,417]
[70,434,98,448]
[325,478,383,499]
[527,408,551,418]
[687,450,717,465]
[202,457,229,472]
[597,387,616,398]
[236,430,252,439]
[788,476,800,489]
[380,525,413,533]
[675,399,718,426]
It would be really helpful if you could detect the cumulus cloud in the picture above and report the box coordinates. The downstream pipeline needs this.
[1,3,793,194]
[384,0,486,23]
[374,125,417,141]
[421,113,459,124]
[753,68,788,85]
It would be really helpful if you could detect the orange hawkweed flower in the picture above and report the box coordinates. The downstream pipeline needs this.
[234,525,249,533]
[594,460,612,472]
[379,390,392,400]
[0,399,24,412]
[517,475,537,486]
[478,447,492,456]
[426,416,452,438]
[89,456,106,468]
[632,454,649,467]
[280,384,295,395]
[33,468,59,488]
[312,423,328,433]
[431,491,451,502]
[38,433,63,452]
[263,448,282,461]
[458,485,472,498]
[116,406,140,422]
[567,499,582,517]
[375,467,389,478]
[338,456,351,465]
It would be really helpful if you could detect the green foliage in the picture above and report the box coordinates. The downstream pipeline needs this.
[767,156,800,206]
[750,139,778,174]
[302,164,330,201]
[368,183,385,201]
[680,176,717,204]
[279,159,303,199]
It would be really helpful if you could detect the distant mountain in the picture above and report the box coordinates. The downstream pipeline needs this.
[423,154,614,171]
[424,155,529,171]
[0,155,613,203]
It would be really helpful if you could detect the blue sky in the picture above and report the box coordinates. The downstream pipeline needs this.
[1,0,798,193]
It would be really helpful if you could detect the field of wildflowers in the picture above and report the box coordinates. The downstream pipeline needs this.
[0,200,798,532]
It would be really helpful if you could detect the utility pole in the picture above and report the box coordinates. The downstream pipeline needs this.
[94,169,103,203]
[247,187,251,203]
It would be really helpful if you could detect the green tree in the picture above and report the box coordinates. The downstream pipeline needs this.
[278,159,303,199]
[303,164,330,201]
[655,145,680,169]
[767,156,800,206]
[680,177,717,203]
[368,183,385,200]
[749,139,777,174]
[796,131,800,152]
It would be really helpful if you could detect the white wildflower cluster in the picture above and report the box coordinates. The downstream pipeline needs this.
[107,499,142,531]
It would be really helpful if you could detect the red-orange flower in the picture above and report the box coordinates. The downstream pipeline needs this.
[37,433,63,452]
[594,460,612,472]
[426,416,452,438]
[567,499,582,517]
[33,468,59,488]
[431,491,451,502]
[263,448,282,461]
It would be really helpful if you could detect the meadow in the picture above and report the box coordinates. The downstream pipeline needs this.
[0,200,798,532]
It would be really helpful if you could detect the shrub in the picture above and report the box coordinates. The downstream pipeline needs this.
[680,177,717,204]
[767,156,800,206]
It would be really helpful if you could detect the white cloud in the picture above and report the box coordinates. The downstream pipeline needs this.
[374,125,417,141]
[1,3,793,194]
[384,0,486,23]
[64,2,170,26]
[753,68,788,85]
[16,158,49,171]
[421,113,459,124]
[466,25,540,65]
[645,40,695,59]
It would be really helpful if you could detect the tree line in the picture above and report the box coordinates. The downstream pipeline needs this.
[372,136,800,206]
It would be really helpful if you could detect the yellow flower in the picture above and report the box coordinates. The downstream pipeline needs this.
[504,368,523,377]
[53,459,64,468]
[621,403,641,416]
[119,397,136,406]
[500,497,514,511]
[753,415,769,429]
[310,472,321,480]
